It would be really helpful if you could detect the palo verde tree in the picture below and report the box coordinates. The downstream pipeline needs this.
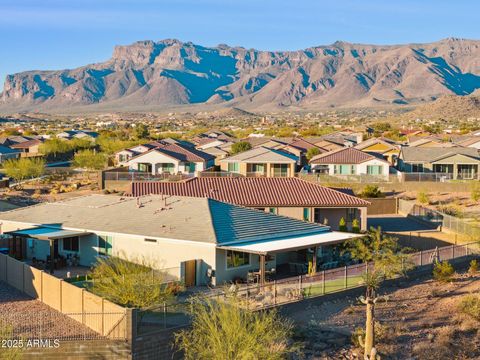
[230,141,252,155]
[306,147,321,161]
[89,254,176,309]
[343,227,413,359]
[174,295,295,360]
[3,158,45,184]
[73,149,107,171]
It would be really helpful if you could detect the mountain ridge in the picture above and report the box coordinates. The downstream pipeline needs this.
[1,38,479,113]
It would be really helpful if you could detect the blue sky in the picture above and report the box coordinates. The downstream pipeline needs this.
[1,0,479,91]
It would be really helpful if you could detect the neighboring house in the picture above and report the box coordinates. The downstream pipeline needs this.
[219,147,298,177]
[57,130,99,141]
[407,137,454,148]
[397,147,480,180]
[354,137,400,164]
[200,146,230,165]
[115,141,166,165]
[279,138,326,166]
[0,145,21,163]
[454,137,480,149]
[312,139,345,152]
[0,194,361,286]
[128,177,370,231]
[310,147,390,180]
[126,143,215,175]
[10,139,43,157]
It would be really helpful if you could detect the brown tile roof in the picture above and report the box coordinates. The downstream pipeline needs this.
[310,147,386,165]
[286,138,321,152]
[129,177,370,207]
[130,143,214,163]
[10,139,42,148]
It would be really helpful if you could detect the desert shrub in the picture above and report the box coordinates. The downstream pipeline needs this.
[230,141,252,155]
[306,147,321,161]
[438,204,463,218]
[417,191,430,205]
[457,294,480,321]
[433,261,455,283]
[469,259,479,274]
[175,295,295,360]
[0,323,23,360]
[471,183,480,202]
[360,185,383,198]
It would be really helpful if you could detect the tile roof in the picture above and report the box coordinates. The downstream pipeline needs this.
[10,139,42,148]
[354,138,399,152]
[400,147,480,163]
[221,146,298,163]
[286,138,321,152]
[310,147,385,165]
[0,194,330,245]
[130,143,214,163]
[129,177,370,207]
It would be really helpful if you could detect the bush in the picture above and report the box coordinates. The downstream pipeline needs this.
[471,184,480,202]
[458,294,480,321]
[306,147,321,161]
[433,261,455,283]
[175,295,295,359]
[360,185,383,198]
[352,218,360,233]
[339,217,347,232]
[230,141,252,155]
[3,158,46,182]
[468,259,479,274]
[417,191,430,205]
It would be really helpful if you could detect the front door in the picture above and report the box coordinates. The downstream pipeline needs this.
[184,260,197,287]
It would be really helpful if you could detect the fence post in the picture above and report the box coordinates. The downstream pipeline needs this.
[344,266,348,289]
[163,302,167,329]
[298,275,302,296]
[452,244,455,260]
[466,243,469,256]
[322,270,326,295]
[274,280,277,305]
[420,250,423,266]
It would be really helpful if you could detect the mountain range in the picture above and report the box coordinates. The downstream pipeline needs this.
[1,38,479,113]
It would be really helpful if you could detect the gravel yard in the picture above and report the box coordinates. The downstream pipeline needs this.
[287,267,480,359]
[0,281,101,340]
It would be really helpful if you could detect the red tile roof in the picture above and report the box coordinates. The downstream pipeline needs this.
[310,147,385,165]
[129,177,370,207]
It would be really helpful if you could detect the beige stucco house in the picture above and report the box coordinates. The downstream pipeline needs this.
[0,194,361,286]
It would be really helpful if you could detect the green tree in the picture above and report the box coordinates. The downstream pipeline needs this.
[134,123,150,139]
[230,141,252,155]
[306,147,321,161]
[339,217,347,232]
[3,158,45,183]
[174,295,295,360]
[89,255,176,309]
[344,227,412,359]
[73,150,107,170]
[39,138,71,158]
[352,218,361,233]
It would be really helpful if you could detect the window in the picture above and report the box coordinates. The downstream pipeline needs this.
[303,208,310,221]
[184,162,196,173]
[63,237,79,252]
[98,235,113,255]
[226,250,250,269]
[252,164,265,173]
[269,207,276,214]
[228,162,239,173]
[334,165,355,175]
[272,164,289,177]
[411,163,424,172]
[137,163,151,173]
[119,154,129,162]
[367,165,383,175]
[161,163,175,173]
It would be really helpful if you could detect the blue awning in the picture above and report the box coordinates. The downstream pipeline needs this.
[6,227,91,240]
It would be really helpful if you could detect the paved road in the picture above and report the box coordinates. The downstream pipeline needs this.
[367,215,438,232]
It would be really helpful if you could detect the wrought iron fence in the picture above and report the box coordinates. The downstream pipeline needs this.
[0,311,126,341]
[103,171,192,181]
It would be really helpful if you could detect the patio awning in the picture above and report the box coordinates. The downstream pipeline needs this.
[218,231,364,255]
[6,227,91,241]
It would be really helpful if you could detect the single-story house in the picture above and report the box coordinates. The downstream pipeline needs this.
[128,177,370,231]
[126,143,215,175]
[279,138,326,166]
[0,194,362,286]
[57,130,99,141]
[0,145,21,163]
[115,141,167,165]
[310,147,390,180]
[397,147,480,180]
[354,137,400,164]
[219,147,298,177]
[10,139,43,157]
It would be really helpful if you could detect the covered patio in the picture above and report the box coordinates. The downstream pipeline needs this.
[5,226,92,275]
[219,231,364,285]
